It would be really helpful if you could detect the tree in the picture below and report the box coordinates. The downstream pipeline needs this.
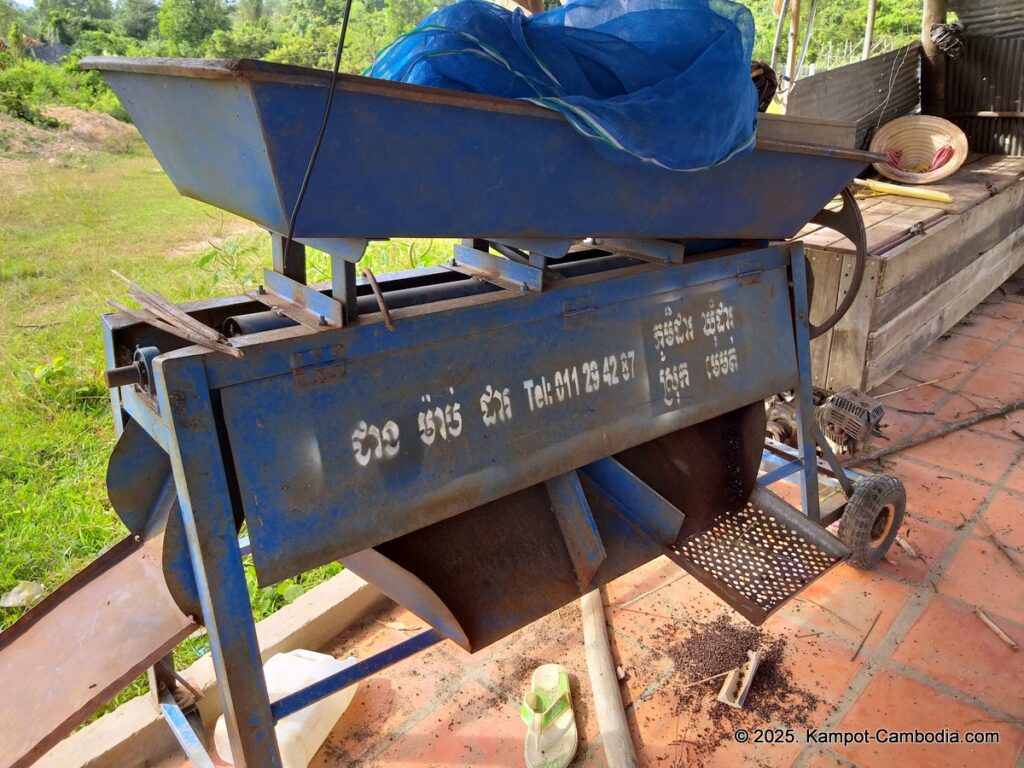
[6,19,25,58]
[206,20,276,58]
[116,0,159,39]
[238,0,263,25]
[158,0,229,54]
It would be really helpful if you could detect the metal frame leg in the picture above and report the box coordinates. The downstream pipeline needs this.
[789,247,823,522]
[156,355,283,768]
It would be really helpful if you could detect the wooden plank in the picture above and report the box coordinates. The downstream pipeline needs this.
[863,206,945,252]
[875,179,1024,312]
[870,223,1024,354]
[815,201,912,252]
[863,154,1024,214]
[823,256,882,391]
[756,113,858,149]
[807,248,844,387]
[795,197,885,243]
[865,225,1024,388]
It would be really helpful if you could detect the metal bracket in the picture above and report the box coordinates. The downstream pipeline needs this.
[248,268,343,330]
[545,471,607,590]
[583,238,686,264]
[580,458,685,545]
[449,244,543,292]
[492,238,573,260]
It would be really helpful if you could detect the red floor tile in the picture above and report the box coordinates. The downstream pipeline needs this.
[977,298,1024,323]
[879,456,989,526]
[370,679,529,767]
[1004,462,1024,494]
[959,366,1024,404]
[892,596,1024,718]
[976,491,1024,551]
[1011,326,1024,348]
[763,619,866,724]
[932,391,1024,441]
[874,407,926,444]
[871,380,949,417]
[948,314,1017,344]
[876,516,955,583]
[835,670,1024,768]
[925,331,995,364]
[777,565,912,652]
[798,748,855,768]
[987,343,1024,376]
[630,668,806,768]
[900,420,1016,483]
[890,353,968,393]
[938,535,1024,626]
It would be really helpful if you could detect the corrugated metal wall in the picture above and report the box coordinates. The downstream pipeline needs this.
[949,0,1024,38]
[947,36,1024,155]
[787,43,921,149]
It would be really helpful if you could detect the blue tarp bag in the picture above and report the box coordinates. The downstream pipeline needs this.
[367,0,758,171]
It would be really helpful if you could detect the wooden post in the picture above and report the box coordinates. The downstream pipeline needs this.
[921,0,948,115]
[862,0,877,60]
[786,0,800,99]
[581,590,639,768]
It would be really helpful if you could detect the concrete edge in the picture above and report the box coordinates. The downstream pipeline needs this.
[36,570,387,768]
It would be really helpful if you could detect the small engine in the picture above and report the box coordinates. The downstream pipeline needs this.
[814,387,885,454]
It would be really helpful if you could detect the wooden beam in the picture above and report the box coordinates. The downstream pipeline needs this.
[921,0,948,115]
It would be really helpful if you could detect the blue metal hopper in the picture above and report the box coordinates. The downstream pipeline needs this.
[80,57,876,252]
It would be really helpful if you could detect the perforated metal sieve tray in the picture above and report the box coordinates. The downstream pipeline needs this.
[669,485,851,625]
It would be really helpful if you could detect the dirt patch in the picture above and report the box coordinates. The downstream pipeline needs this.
[648,614,822,764]
[0,106,140,170]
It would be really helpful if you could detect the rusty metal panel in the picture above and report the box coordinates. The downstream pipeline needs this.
[949,0,1024,38]
[0,539,196,768]
[947,36,1024,155]
[788,44,922,149]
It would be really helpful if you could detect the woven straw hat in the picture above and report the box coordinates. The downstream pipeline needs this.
[869,115,969,184]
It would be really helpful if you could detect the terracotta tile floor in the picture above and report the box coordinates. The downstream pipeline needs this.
[173,282,1024,767]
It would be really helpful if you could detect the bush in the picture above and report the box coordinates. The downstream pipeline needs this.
[0,90,61,126]
[0,58,128,122]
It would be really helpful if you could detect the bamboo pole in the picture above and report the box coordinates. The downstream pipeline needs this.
[862,0,877,60]
[786,0,801,99]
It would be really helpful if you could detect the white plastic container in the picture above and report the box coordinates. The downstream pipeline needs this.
[214,649,359,768]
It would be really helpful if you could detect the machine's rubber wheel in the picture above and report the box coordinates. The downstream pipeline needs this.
[838,475,906,569]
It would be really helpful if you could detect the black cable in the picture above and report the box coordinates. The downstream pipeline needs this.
[282,0,355,257]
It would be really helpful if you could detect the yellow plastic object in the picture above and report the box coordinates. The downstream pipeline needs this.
[853,178,953,204]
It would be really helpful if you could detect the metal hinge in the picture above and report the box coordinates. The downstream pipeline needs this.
[737,259,762,286]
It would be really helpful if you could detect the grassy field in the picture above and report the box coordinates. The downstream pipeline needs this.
[0,142,450,640]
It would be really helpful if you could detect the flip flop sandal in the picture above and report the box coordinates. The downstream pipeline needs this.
[520,663,578,768]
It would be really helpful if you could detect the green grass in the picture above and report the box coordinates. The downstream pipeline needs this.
[0,143,451,715]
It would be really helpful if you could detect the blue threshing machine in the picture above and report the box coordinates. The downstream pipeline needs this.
[0,57,906,768]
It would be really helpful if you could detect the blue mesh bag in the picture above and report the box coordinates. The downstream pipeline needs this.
[367,0,758,171]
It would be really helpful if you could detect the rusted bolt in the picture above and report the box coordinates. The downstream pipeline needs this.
[257,284,266,295]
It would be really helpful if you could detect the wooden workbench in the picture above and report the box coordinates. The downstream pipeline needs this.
[798,153,1024,391]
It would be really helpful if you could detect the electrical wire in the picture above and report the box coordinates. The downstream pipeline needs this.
[282,0,355,257]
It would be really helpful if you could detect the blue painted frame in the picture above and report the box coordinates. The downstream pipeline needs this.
[108,241,854,768]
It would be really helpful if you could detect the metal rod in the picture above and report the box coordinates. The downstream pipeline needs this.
[758,458,803,485]
[271,630,444,721]
[158,687,216,768]
[788,247,823,522]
